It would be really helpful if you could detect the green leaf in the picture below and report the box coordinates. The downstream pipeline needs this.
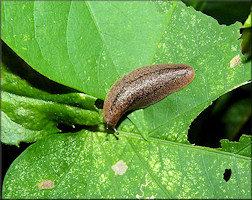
[241,10,252,56]
[1,55,102,146]
[1,1,251,199]
[2,1,171,99]
[2,131,251,199]
[219,134,251,157]
[241,28,252,57]
[1,91,102,146]
[242,10,252,29]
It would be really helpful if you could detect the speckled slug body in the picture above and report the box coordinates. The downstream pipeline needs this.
[103,63,195,134]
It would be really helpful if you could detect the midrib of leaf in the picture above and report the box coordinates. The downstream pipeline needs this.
[232,156,242,194]
[125,132,250,198]
[96,133,119,198]
[33,1,81,86]
[176,146,187,194]
[120,131,250,161]
[3,91,76,109]
[234,143,251,155]
[87,133,94,198]
[32,2,52,81]
[43,133,89,198]
[85,1,119,79]
[125,4,249,137]
[66,1,78,83]
[149,2,178,64]
[201,151,217,196]
[126,137,171,198]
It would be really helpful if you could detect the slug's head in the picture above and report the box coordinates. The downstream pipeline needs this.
[103,95,121,135]
[103,78,126,134]
[103,98,119,127]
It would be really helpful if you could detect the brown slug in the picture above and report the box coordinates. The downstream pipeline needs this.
[103,63,195,135]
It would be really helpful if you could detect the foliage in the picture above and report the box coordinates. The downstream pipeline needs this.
[1,1,251,199]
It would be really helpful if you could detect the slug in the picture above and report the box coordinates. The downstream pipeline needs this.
[103,63,195,135]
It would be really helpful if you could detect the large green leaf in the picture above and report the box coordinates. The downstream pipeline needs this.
[1,1,251,199]
[2,131,251,199]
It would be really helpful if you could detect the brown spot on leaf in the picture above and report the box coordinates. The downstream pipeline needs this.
[37,179,55,189]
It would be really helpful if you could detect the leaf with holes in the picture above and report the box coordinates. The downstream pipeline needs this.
[3,131,251,199]
[1,1,251,199]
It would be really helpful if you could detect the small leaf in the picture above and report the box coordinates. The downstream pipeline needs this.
[241,10,252,56]
[219,134,251,157]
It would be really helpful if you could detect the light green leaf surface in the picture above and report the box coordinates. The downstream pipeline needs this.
[2,1,250,142]
[242,10,251,29]
[219,134,251,157]
[1,1,251,199]
[2,131,251,199]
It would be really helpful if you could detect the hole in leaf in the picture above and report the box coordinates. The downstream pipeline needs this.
[57,123,85,133]
[188,84,251,148]
[2,142,32,186]
[57,124,103,133]
[95,99,104,109]
[183,1,251,26]
[223,169,232,182]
